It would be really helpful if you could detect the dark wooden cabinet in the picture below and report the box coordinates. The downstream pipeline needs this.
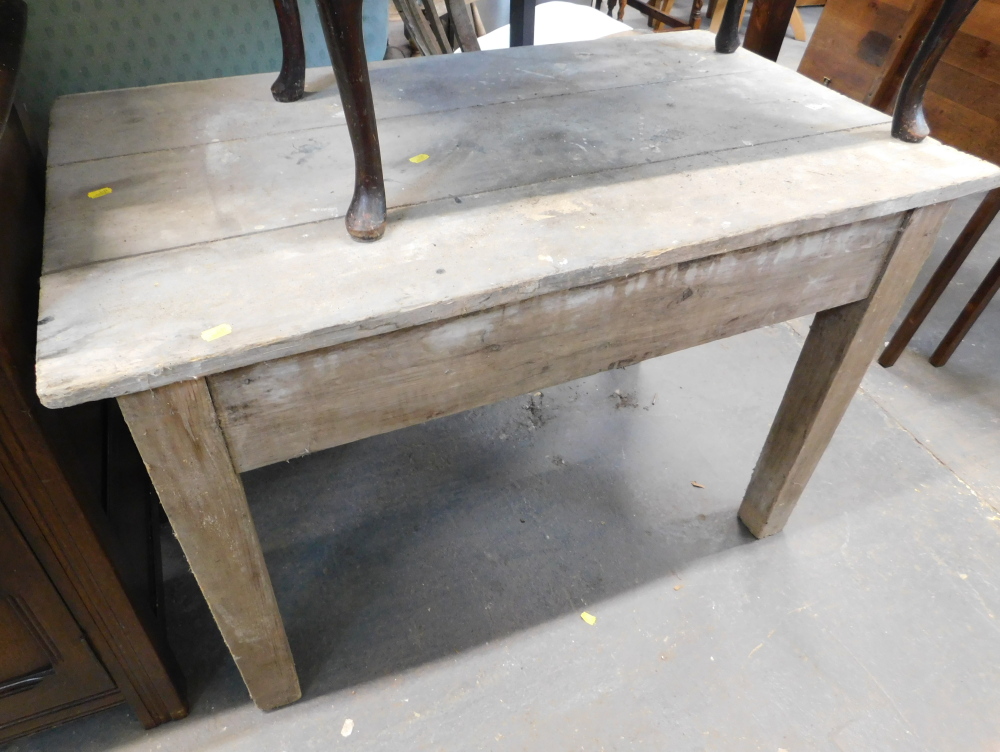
[0,2,187,739]
[0,504,120,732]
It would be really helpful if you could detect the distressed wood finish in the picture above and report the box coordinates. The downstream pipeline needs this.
[424,0,454,53]
[38,34,827,167]
[37,33,1000,712]
[743,0,798,60]
[118,381,300,711]
[211,216,904,472]
[35,122,999,411]
[445,0,481,51]
[36,34,1000,411]
[739,203,951,538]
[394,0,444,55]
[44,65,891,273]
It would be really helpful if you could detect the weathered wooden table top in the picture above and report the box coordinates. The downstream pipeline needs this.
[37,31,1000,409]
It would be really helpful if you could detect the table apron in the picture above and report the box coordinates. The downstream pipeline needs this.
[210,213,906,472]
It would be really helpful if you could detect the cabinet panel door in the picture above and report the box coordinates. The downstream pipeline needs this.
[0,502,120,740]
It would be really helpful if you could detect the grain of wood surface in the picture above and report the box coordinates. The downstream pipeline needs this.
[739,203,951,537]
[118,381,301,711]
[212,216,903,471]
[36,32,1000,411]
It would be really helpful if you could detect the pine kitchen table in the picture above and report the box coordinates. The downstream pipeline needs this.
[36,31,1000,710]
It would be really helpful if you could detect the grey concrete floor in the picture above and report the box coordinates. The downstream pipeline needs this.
[11,14,1000,752]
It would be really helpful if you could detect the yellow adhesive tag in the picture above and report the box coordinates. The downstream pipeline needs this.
[87,187,113,199]
[201,323,233,342]
[409,153,430,163]
[580,611,597,626]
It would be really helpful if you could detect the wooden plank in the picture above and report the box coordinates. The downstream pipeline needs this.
[444,0,481,51]
[46,33,762,167]
[940,32,1000,87]
[929,61,1000,124]
[43,61,887,273]
[210,216,904,471]
[923,89,1000,164]
[738,202,951,538]
[394,0,443,55]
[955,0,1000,42]
[421,0,453,53]
[930,0,1000,87]
[796,0,933,105]
[117,380,300,711]
[35,122,1000,410]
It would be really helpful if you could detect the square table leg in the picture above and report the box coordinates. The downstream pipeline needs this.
[739,203,951,538]
[118,379,301,711]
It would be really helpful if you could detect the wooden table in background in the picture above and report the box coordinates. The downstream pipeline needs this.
[36,32,1000,710]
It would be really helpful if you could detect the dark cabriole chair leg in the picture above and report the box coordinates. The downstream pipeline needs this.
[316,0,388,241]
[715,0,744,52]
[271,0,307,102]
[892,0,980,143]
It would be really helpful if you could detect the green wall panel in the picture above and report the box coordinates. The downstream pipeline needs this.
[18,0,346,139]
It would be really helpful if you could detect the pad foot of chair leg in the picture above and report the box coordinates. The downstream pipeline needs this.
[346,184,387,241]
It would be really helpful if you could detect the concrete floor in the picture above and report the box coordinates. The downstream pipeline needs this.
[11,14,1000,752]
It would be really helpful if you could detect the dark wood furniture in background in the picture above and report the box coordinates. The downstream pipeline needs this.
[799,0,1000,366]
[260,0,975,242]
[881,187,1000,366]
[0,0,187,741]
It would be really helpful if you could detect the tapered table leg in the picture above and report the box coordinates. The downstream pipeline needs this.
[119,380,301,711]
[880,187,1000,367]
[271,0,306,102]
[316,0,388,240]
[739,204,951,538]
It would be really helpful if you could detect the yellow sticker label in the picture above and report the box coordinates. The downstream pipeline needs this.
[201,323,233,342]
[87,187,113,199]
[409,153,430,163]
[580,611,597,626]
